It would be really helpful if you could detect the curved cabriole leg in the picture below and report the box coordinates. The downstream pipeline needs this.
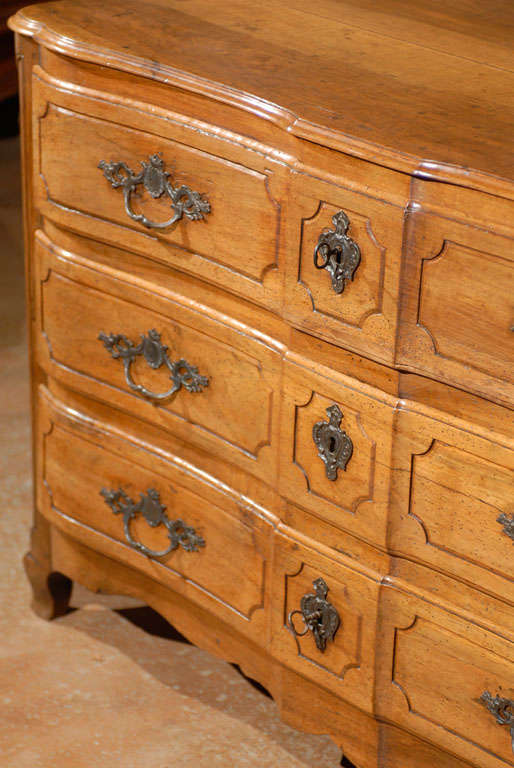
[23,552,72,620]
[23,513,72,620]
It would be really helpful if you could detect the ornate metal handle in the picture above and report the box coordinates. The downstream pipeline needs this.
[314,210,361,294]
[98,153,210,229]
[497,513,514,542]
[288,577,340,652]
[312,404,353,481]
[480,691,514,753]
[101,487,205,558]
[98,328,209,401]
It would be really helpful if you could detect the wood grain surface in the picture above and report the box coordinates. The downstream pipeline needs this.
[12,5,514,768]
[9,0,514,187]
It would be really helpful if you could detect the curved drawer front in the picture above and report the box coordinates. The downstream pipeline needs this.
[278,356,396,549]
[34,232,281,484]
[271,530,380,712]
[283,172,405,367]
[399,211,514,406]
[33,73,283,309]
[37,386,274,637]
[378,586,514,768]
[390,408,514,606]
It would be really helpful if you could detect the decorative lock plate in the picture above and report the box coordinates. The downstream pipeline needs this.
[288,577,340,652]
[497,512,514,541]
[314,210,361,294]
[98,153,210,229]
[312,404,353,480]
[98,328,209,401]
[480,691,514,753]
[101,487,205,558]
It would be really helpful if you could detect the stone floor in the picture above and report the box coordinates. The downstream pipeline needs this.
[0,133,344,767]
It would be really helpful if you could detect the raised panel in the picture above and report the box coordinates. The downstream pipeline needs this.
[279,356,395,548]
[294,391,376,514]
[271,530,380,712]
[389,408,514,605]
[299,200,386,326]
[35,231,281,484]
[284,174,404,366]
[285,562,363,677]
[377,587,514,768]
[418,241,513,380]
[33,75,284,309]
[398,211,514,406]
[410,441,513,576]
[38,386,274,637]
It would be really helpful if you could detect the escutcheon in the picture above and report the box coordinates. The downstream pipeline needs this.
[312,404,353,480]
[288,577,340,652]
[313,210,361,294]
[100,487,205,558]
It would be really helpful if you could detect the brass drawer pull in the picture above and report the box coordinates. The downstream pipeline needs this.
[101,487,205,558]
[288,577,340,652]
[312,404,353,480]
[480,691,514,753]
[98,152,211,229]
[497,512,514,542]
[98,328,209,401]
[314,210,361,294]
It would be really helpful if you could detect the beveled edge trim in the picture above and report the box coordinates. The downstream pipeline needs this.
[10,10,514,202]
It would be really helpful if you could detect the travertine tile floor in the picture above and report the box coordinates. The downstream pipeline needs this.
[0,134,343,767]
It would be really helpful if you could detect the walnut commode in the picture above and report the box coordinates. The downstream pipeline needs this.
[10,2,514,767]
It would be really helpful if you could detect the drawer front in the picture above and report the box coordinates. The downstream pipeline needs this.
[279,356,395,548]
[378,586,514,768]
[390,409,514,605]
[35,231,281,483]
[33,72,284,309]
[37,386,274,638]
[399,211,514,406]
[283,173,404,366]
[271,530,380,712]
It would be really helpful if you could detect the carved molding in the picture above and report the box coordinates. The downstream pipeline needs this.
[298,200,387,328]
[284,562,362,680]
[292,391,376,515]
[39,263,276,460]
[417,239,513,380]
[37,97,281,285]
[41,421,268,621]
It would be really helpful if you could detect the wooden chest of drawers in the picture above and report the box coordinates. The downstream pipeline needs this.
[10,2,514,767]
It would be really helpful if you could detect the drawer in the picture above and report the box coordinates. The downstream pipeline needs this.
[270,529,381,712]
[32,70,284,310]
[390,407,514,606]
[34,231,282,484]
[283,172,405,366]
[398,210,514,406]
[279,354,396,549]
[377,584,514,768]
[37,386,275,640]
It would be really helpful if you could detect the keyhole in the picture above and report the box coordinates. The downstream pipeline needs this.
[329,437,336,453]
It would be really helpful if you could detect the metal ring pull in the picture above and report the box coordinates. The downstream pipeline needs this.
[98,153,211,230]
[288,577,340,652]
[314,210,361,294]
[101,487,205,559]
[480,691,514,754]
[98,328,209,401]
